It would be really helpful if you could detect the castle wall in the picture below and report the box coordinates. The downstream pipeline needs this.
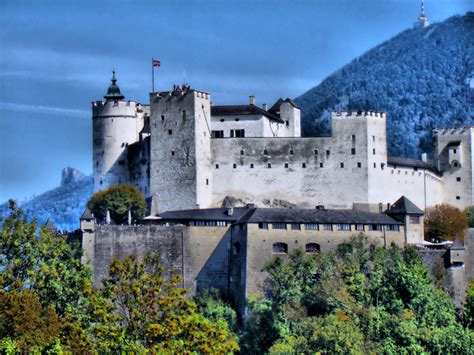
[434,128,474,209]
[211,114,266,137]
[92,100,144,192]
[128,135,151,197]
[90,224,230,295]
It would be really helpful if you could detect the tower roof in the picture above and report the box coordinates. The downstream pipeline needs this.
[43,218,57,233]
[104,70,125,100]
[387,196,424,215]
[80,207,95,220]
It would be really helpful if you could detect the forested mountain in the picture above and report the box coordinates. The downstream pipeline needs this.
[295,13,473,158]
[0,167,92,231]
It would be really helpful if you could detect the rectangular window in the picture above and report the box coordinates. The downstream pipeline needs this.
[302,163,306,168]
[285,163,289,168]
[351,134,356,141]
[351,148,356,155]
[268,163,272,168]
[290,149,294,155]
[326,150,330,156]
[320,163,324,168]
[171,151,175,156]
[337,223,351,231]
[240,150,244,155]
[323,224,332,231]
[215,164,219,169]
[357,162,362,168]
[372,135,375,142]
[373,148,376,154]
[161,115,165,121]
[182,110,186,120]
[409,216,420,224]
[457,177,461,182]
[231,129,245,138]
[250,163,254,168]
[355,224,364,231]
[340,162,344,168]
[305,223,319,230]
[388,224,400,231]
[314,149,318,155]
[373,163,377,168]
[368,224,382,231]
[168,129,173,135]
[258,222,268,230]
[456,196,461,200]
[233,164,237,169]
[291,223,301,230]
[212,130,224,138]
[264,149,268,155]
[272,223,287,230]
[206,178,209,185]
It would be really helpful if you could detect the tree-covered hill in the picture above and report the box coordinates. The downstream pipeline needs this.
[0,167,93,231]
[295,13,474,158]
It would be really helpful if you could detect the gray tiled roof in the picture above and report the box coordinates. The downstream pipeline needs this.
[269,98,300,112]
[386,196,424,215]
[211,104,284,123]
[387,156,440,175]
[155,207,401,225]
[80,208,95,220]
[236,208,402,225]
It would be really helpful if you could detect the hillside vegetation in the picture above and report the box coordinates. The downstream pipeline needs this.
[295,13,474,158]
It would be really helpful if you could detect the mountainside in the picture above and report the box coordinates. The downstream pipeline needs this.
[295,13,474,158]
[0,167,93,231]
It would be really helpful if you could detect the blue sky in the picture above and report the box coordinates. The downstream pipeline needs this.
[0,0,471,202]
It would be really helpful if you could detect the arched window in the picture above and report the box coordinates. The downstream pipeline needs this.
[305,243,320,253]
[272,242,288,254]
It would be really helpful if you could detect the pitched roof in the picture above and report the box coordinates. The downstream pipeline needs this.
[80,207,95,220]
[211,104,284,123]
[43,218,57,232]
[386,196,424,215]
[387,156,440,175]
[269,98,300,112]
[236,208,401,225]
[152,207,401,225]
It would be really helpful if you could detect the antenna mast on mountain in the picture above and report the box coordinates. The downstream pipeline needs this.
[414,0,430,28]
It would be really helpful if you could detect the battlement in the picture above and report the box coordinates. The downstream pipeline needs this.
[433,127,474,136]
[332,110,386,119]
[150,85,210,104]
[92,99,140,117]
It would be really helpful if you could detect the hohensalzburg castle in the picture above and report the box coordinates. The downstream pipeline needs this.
[92,72,473,214]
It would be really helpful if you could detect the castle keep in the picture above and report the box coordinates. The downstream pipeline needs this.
[84,72,471,310]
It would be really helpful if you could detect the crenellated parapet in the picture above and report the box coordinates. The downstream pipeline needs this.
[332,110,386,119]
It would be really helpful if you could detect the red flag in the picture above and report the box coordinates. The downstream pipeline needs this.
[152,59,161,67]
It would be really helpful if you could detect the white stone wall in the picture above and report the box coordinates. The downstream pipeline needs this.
[434,128,474,209]
[92,100,144,192]
[279,102,301,137]
[210,114,266,137]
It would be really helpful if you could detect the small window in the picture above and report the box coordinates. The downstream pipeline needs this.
[453,149,457,154]
[302,163,306,168]
[284,163,289,169]
[456,196,461,200]
[161,115,165,121]
[368,224,382,231]
[258,222,268,229]
[372,135,375,142]
[409,216,420,224]
[305,223,319,230]
[337,223,351,231]
[326,150,330,156]
[323,224,332,231]
[235,118,240,121]
[373,148,376,155]
[168,129,173,135]
[233,164,237,169]
[314,149,318,155]
[220,118,224,122]
[206,178,209,185]
[268,163,272,168]
[290,149,294,155]
[291,223,301,230]
[351,134,356,141]
[373,163,377,168]
[240,150,244,155]
[340,162,344,168]
[453,162,459,167]
[231,129,245,138]
[457,177,461,182]
[381,163,385,170]
[272,242,288,254]
[215,164,219,169]
[212,130,224,138]
[357,162,362,168]
[182,110,186,120]
[351,148,356,155]
[272,223,287,230]
[355,224,364,231]
[286,120,289,126]
[388,224,400,231]
[250,163,254,168]
[264,149,268,155]
[320,163,324,168]
[171,151,175,156]
[305,243,320,253]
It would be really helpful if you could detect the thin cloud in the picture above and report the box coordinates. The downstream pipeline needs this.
[0,102,89,117]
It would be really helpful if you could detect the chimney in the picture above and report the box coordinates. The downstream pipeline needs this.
[262,103,267,111]
[249,95,255,105]
[226,207,234,216]
[421,153,427,162]
[246,203,255,209]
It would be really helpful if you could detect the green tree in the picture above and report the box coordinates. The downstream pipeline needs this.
[246,235,473,353]
[464,206,474,228]
[424,203,468,242]
[0,201,93,352]
[87,183,147,224]
[91,253,239,353]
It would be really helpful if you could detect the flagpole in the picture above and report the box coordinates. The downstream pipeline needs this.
[152,58,155,93]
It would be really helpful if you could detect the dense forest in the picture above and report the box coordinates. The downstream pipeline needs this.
[296,13,474,158]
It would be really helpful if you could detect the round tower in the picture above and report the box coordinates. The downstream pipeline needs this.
[92,71,144,192]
